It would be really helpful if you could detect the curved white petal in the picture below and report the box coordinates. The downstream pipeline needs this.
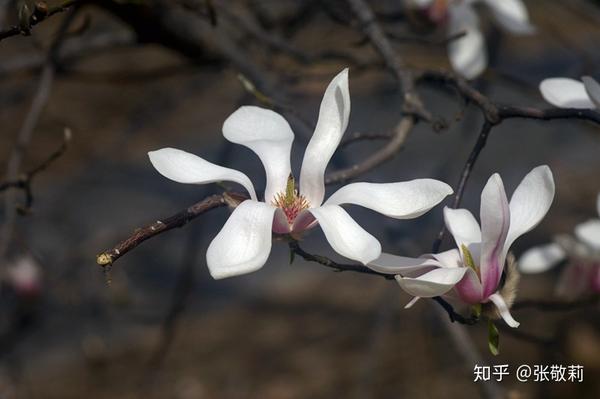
[325,179,453,219]
[480,173,510,299]
[488,293,520,328]
[575,219,600,251]
[448,2,487,79]
[206,200,275,279]
[582,76,600,110]
[539,78,595,109]
[518,243,566,274]
[300,69,350,206]
[504,165,555,255]
[148,148,257,200]
[367,253,442,275]
[444,207,482,252]
[429,249,464,268]
[222,106,294,203]
[309,204,380,265]
[395,268,469,298]
[481,0,535,34]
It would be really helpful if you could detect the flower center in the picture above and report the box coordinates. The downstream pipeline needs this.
[272,174,310,225]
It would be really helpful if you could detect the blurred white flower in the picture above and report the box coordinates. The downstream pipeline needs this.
[5,255,42,298]
[368,166,555,327]
[407,0,534,79]
[519,193,600,299]
[148,69,453,279]
[539,76,600,109]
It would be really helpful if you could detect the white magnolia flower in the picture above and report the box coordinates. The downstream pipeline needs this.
[519,193,600,299]
[539,76,600,109]
[367,166,555,327]
[407,0,534,79]
[148,69,453,279]
[4,255,42,297]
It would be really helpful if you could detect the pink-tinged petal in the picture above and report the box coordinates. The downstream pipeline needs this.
[481,0,535,34]
[582,76,600,109]
[480,173,510,298]
[291,209,317,233]
[488,293,520,328]
[309,204,380,265]
[272,208,291,234]
[518,243,566,274]
[395,267,469,298]
[539,78,595,109]
[367,253,442,275]
[325,179,453,219]
[428,248,464,268]
[300,69,350,206]
[454,267,483,304]
[222,106,294,203]
[148,148,257,200]
[206,200,275,279]
[444,207,481,254]
[504,165,555,256]
[447,2,487,79]
[575,219,600,251]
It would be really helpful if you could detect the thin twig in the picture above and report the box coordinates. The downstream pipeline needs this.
[0,0,81,41]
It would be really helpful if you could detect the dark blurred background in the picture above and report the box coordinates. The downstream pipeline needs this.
[0,0,599,398]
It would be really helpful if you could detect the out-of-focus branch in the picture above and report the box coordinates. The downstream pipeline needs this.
[325,116,414,185]
[0,0,81,41]
[512,295,599,311]
[0,128,71,212]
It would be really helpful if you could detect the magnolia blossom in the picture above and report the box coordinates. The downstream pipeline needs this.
[367,166,555,327]
[148,69,453,279]
[407,0,534,79]
[539,76,600,109]
[519,193,600,299]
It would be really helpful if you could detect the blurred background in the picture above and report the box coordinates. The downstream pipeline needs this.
[0,0,599,398]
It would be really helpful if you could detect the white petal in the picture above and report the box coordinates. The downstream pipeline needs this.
[309,204,380,265]
[488,293,520,328]
[206,200,275,279]
[404,296,421,309]
[539,78,595,109]
[447,2,487,79]
[300,69,350,206]
[444,207,482,252]
[575,219,600,251]
[148,148,257,200]
[481,0,535,34]
[325,179,453,219]
[504,165,555,255]
[222,106,294,202]
[395,268,469,298]
[582,76,600,110]
[429,248,464,268]
[480,173,510,299]
[367,253,442,275]
[518,243,566,274]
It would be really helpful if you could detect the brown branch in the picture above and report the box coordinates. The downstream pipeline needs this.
[0,0,81,42]
[95,193,249,267]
